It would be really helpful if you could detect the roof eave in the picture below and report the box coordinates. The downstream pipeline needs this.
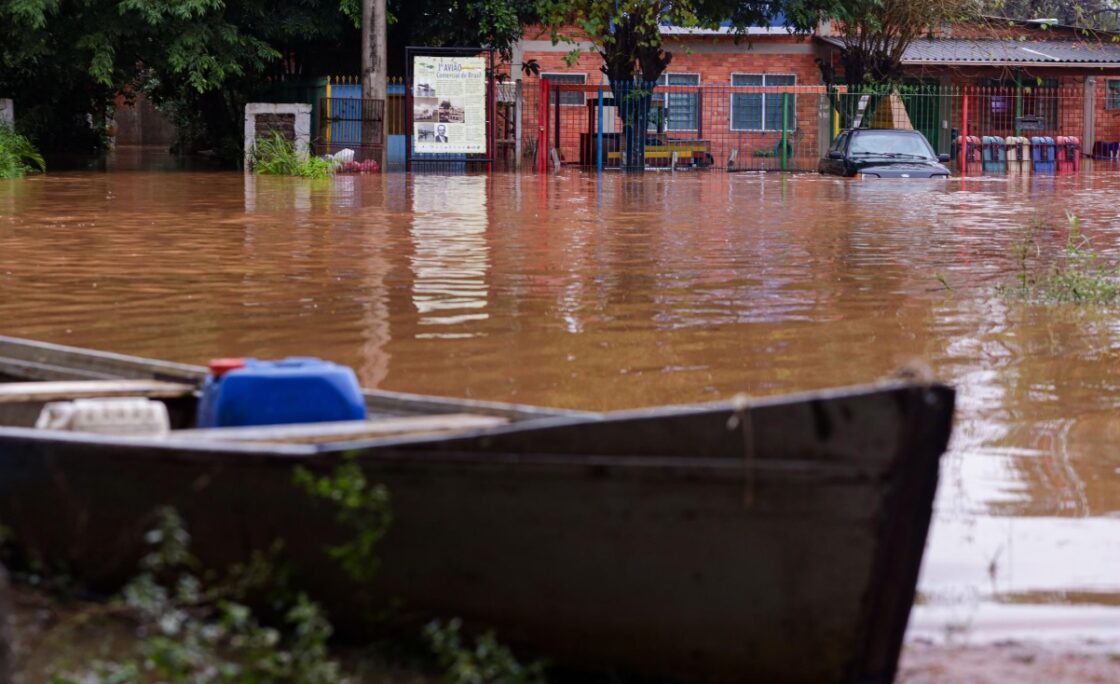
[902,60,1120,67]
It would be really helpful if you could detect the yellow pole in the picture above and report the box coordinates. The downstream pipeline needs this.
[325,76,333,145]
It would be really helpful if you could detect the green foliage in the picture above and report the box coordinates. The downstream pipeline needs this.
[389,0,538,66]
[425,619,546,684]
[538,1,814,83]
[999,214,1120,305]
[0,0,541,159]
[793,0,983,87]
[252,133,334,179]
[0,123,45,179]
[0,0,361,157]
[48,507,352,684]
[293,457,393,584]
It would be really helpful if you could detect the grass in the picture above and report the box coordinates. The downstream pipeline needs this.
[252,132,334,179]
[998,213,1120,305]
[0,123,45,178]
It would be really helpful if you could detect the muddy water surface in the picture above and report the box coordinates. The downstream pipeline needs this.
[3,151,1120,643]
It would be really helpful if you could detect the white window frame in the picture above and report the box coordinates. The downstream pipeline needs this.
[541,72,588,107]
[730,73,797,132]
[655,72,701,132]
[1108,79,1120,111]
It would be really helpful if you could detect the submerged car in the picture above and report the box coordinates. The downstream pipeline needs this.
[820,128,951,178]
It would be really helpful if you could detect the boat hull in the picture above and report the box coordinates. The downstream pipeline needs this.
[0,380,953,683]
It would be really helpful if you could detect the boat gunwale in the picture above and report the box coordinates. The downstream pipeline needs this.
[0,381,950,457]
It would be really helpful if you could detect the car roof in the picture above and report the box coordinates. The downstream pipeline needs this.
[844,128,923,135]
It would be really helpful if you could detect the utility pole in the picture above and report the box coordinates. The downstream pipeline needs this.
[362,0,387,165]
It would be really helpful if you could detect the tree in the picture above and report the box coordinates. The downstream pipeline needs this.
[801,0,985,89]
[0,0,533,160]
[537,1,812,168]
[388,0,539,72]
[0,0,360,157]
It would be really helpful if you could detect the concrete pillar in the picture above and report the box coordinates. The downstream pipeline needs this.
[0,99,13,126]
[243,102,312,169]
[1084,77,1096,156]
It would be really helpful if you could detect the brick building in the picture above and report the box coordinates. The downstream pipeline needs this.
[511,17,1120,168]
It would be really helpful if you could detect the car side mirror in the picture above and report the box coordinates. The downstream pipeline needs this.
[828,151,844,160]
[938,154,951,162]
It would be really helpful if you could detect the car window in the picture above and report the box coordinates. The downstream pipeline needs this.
[849,132,934,159]
[831,132,849,153]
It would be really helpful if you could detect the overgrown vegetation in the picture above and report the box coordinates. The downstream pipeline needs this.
[0,0,540,161]
[425,619,546,684]
[13,460,543,684]
[293,456,393,583]
[999,214,1120,304]
[252,133,335,179]
[0,124,45,179]
[47,508,352,684]
[809,0,985,89]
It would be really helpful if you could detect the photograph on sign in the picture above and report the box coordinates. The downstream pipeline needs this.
[412,56,486,155]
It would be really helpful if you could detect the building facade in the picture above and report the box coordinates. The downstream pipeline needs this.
[511,18,1120,169]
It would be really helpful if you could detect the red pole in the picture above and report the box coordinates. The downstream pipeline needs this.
[487,53,495,173]
[539,78,550,175]
[961,89,969,176]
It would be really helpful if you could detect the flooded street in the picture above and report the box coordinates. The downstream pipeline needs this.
[4,151,1120,646]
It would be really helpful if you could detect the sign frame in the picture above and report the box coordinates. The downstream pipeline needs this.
[405,46,497,172]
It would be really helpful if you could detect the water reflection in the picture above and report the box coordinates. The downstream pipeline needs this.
[408,175,490,339]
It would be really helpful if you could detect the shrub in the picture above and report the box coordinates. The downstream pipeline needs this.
[47,508,352,684]
[0,124,45,179]
[425,619,546,684]
[999,213,1120,305]
[252,132,333,179]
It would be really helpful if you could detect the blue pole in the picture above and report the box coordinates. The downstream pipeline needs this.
[597,84,605,173]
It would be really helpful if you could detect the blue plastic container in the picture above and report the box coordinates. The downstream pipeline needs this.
[1031,136,1056,173]
[197,357,367,428]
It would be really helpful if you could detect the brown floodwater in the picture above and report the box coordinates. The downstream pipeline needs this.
[3,148,1120,644]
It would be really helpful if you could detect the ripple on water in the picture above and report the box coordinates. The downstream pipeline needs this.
[4,161,1120,640]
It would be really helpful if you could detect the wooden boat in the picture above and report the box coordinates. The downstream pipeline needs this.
[0,335,954,683]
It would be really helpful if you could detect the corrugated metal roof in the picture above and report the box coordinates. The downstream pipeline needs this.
[819,36,1120,66]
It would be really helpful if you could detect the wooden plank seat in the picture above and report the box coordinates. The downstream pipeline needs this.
[170,413,509,445]
[0,380,196,403]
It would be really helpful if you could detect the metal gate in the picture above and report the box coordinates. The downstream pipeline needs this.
[316,97,385,162]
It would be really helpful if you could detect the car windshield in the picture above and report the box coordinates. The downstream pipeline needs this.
[849,133,934,160]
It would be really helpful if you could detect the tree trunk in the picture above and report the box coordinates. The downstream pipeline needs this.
[600,18,672,171]
[361,0,387,165]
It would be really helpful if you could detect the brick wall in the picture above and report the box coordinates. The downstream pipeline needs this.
[518,33,828,167]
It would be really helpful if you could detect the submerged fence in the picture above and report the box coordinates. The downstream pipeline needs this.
[527,81,1111,175]
[291,77,1120,174]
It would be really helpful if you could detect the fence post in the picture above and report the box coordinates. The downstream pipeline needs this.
[597,84,604,173]
[781,92,789,171]
[325,76,332,147]
[515,80,523,170]
[1014,74,1023,138]
[538,78,549,175]
[554,82,562,155]
[961,88,969,175]
[1083,77,1095,157]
